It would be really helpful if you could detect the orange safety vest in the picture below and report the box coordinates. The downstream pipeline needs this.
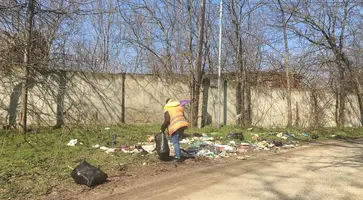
[167,106,189,135]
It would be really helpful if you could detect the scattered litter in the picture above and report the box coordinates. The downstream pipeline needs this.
[237,147,248,153]
[201,136,215,141]
[247,128,253,131]
[215,144,234,153]
[99,146,116,153]
[107,135,117,146]
[80,142,83,145]
[110,129,305,161]
[282,144,295,149]
[121,149,140,154]
[180,138,191,144]
[100,146,108,151]
[71,161,108,187]
[273,141,283,147]
[67,139,78,146]
[146,135,154,142]
[303,132,310,137]
[143,162,147,166]
[105,148,116,154]
[284,132,294,138]
[197,149,215,159]
[105,127,110,130]
[201,143,221,154]
[218,151,230,158]
[141,145,155,153]
[311,135,319,139]
[258,141,268,149]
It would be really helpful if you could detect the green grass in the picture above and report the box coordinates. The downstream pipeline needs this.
[0,124,160,199]
[0,124,362,199]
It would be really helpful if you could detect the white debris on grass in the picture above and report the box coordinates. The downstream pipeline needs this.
[67,139,78,146]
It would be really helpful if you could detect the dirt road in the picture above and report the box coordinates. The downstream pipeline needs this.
[78,139,363,200]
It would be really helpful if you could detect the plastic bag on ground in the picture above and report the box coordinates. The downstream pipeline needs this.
[70,161,108,187]
[215,144,234,153]
[155,131,170,161]
[67,139,77,146]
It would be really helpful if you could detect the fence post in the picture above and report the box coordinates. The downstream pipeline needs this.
[121,73,126,123]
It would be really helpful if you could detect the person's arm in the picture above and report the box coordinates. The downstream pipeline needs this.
[160,111,170,133]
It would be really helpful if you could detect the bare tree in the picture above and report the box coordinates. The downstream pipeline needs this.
[277,0,292,127]
[287,0,362,127]
[191,0,206,127]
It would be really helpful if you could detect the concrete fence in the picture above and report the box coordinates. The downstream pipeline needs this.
[0,71,360,128]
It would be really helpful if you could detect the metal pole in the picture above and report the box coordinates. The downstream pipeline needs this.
[217,0,223,128]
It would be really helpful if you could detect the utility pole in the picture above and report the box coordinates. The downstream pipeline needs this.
[217,0,223,128]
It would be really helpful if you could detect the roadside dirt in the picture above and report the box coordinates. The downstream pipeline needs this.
[42,142,316,200]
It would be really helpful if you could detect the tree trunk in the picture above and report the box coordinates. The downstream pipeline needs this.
[278,0,292,127]
[246,82,252,126]
[192,0,206,128]
[55,70,67,128]
[337,68,346,127]
[185,0,194,126]
[20,0,35,134]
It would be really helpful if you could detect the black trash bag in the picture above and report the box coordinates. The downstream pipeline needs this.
[155,131,170,161]
[273,141,283,147]
[311,134,319,139]
[70,161,108,187]
[227,132,244,141]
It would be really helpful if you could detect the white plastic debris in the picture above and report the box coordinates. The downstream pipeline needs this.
[67,139,78,146]
[218,151,230,158]
[180,138,191,144]
[105,127,110,130]
[141,145,155,153]
[105,148,116,154]
[215,144,234,153]
[100,146,108,150]
[196,149,214,157]
[121,149,140,154]
[99,146,116,154]
[92,144,100,148]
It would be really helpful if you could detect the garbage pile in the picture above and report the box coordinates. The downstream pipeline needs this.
[86,131,303,161]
